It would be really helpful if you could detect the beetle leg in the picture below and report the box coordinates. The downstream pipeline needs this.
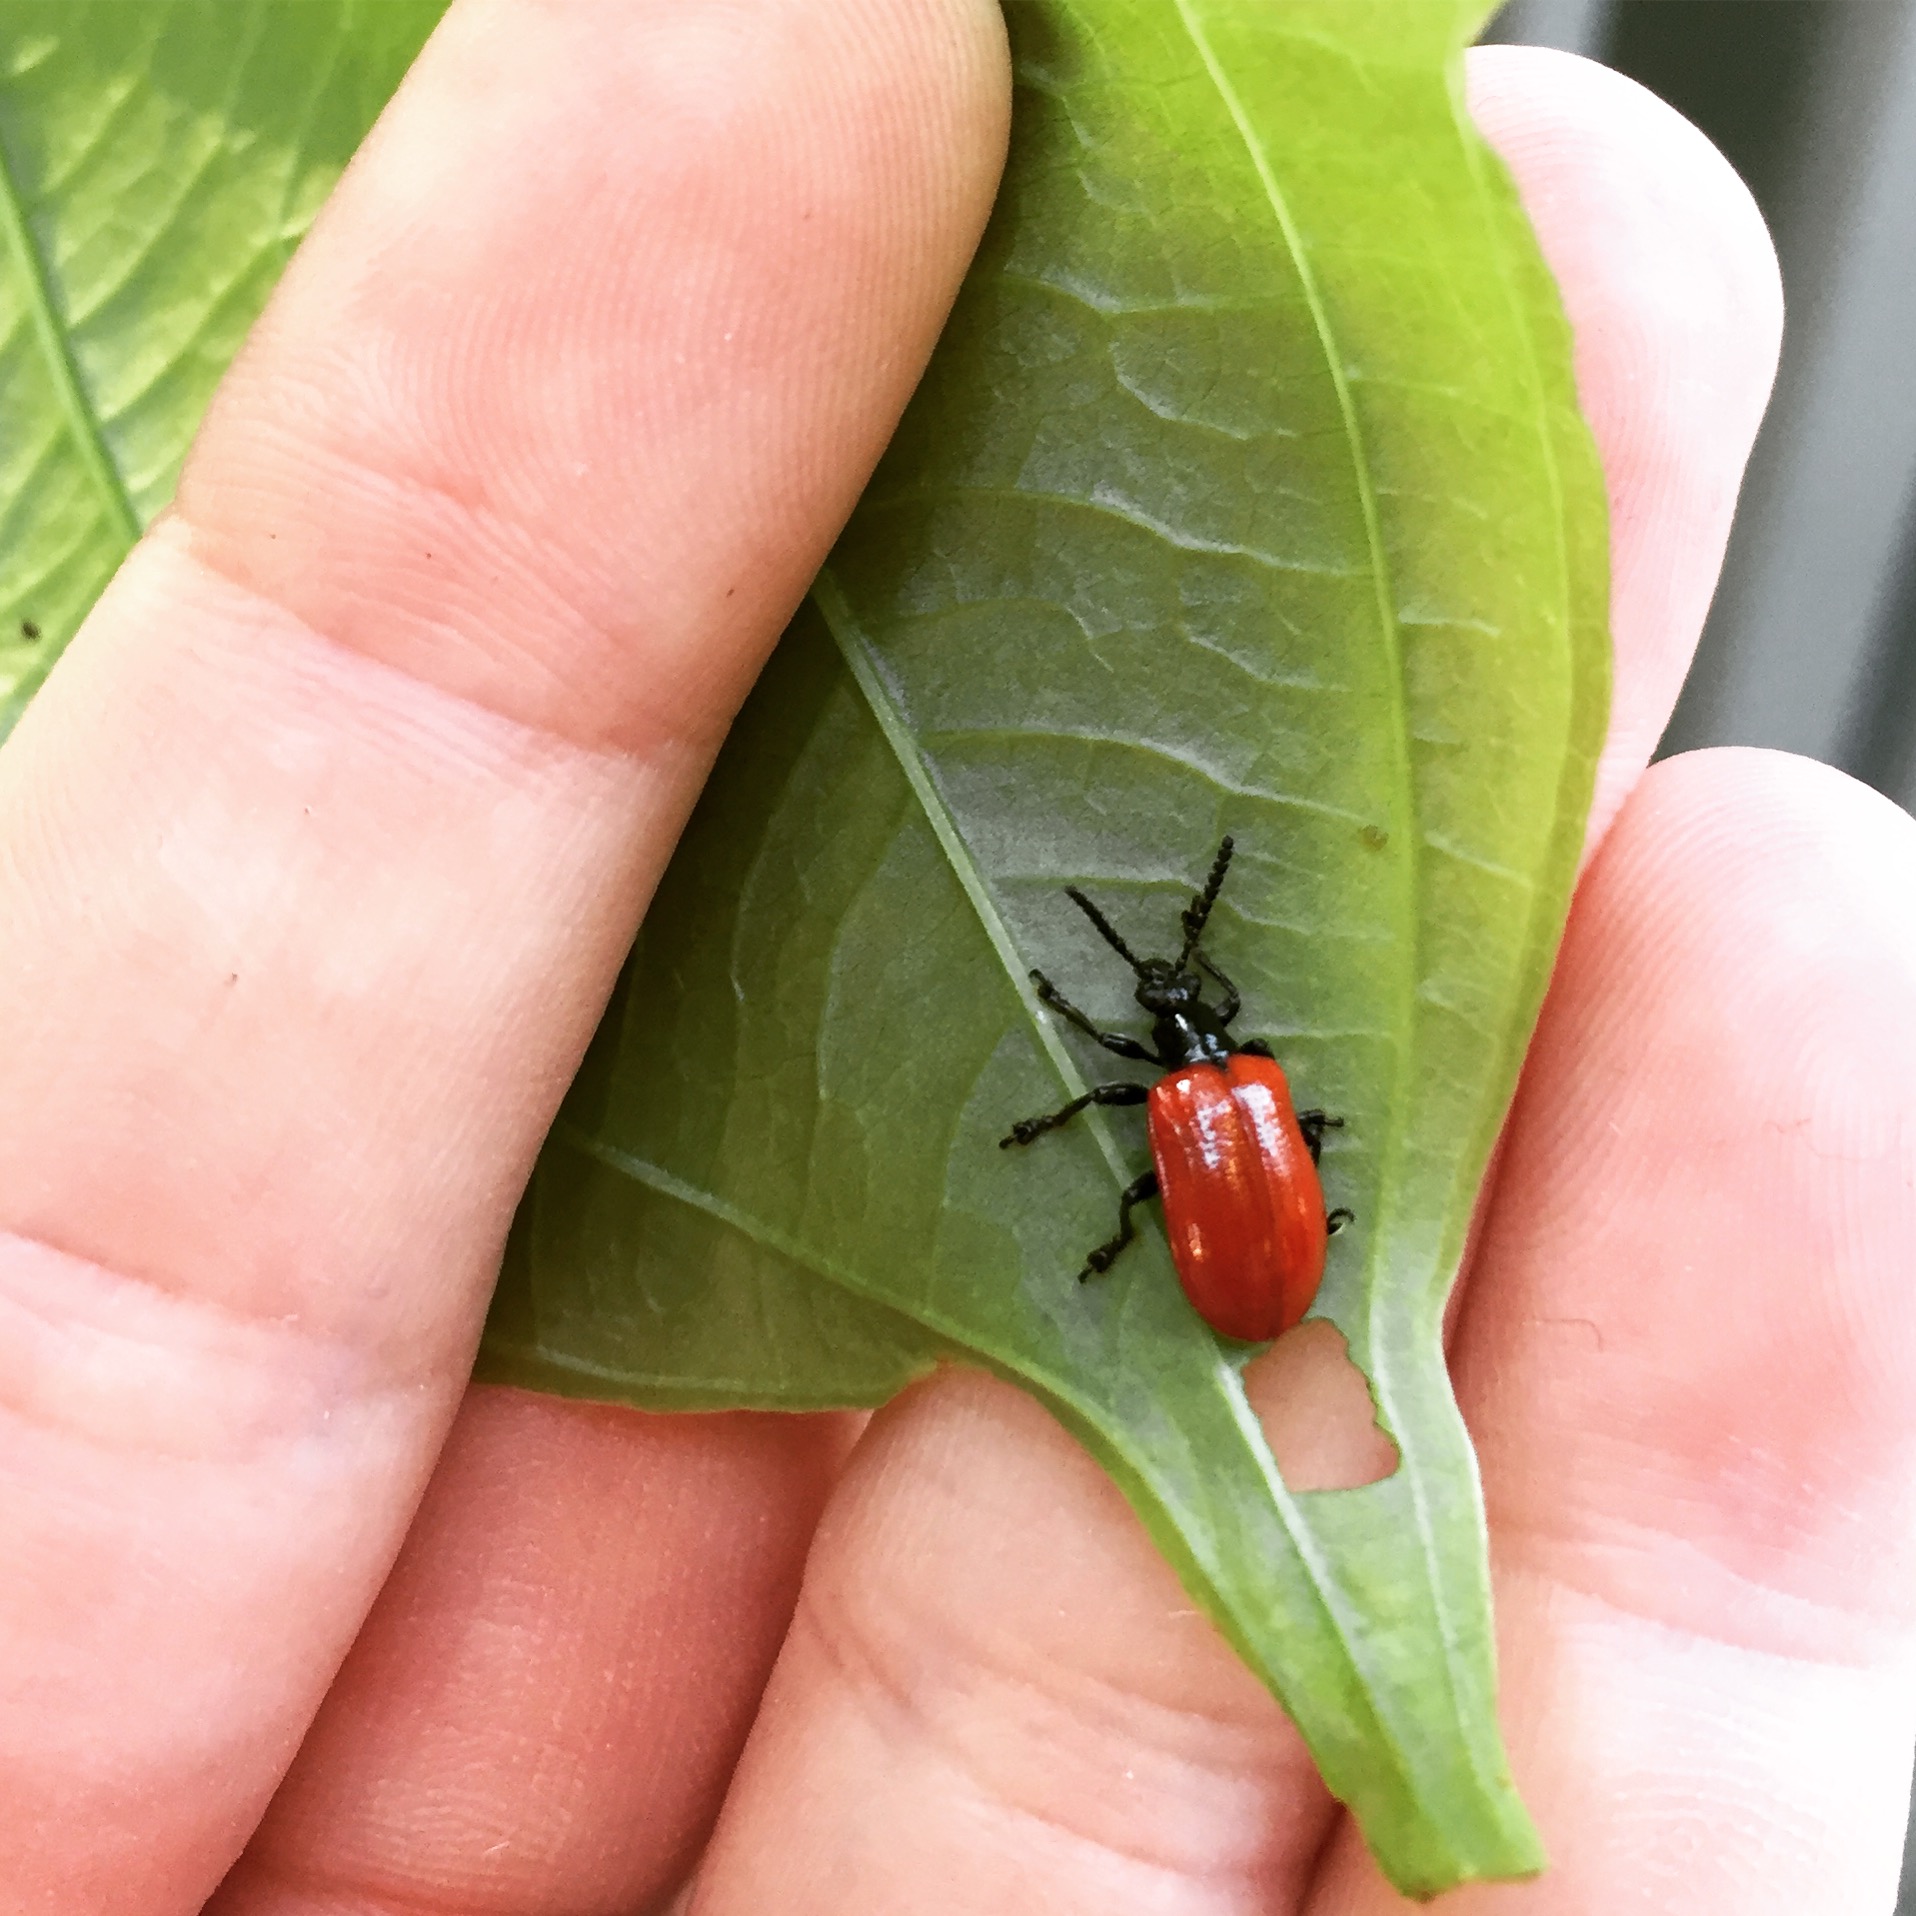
[1234,1038,1273,1059]
[1326,1206,1355,1236]
[1079,1170,1160,1280]
[1194,950,1241,1023]
[1000,1079,1149,1148]
[1296,1109,1343,1165]
[1029,970,1154,1061]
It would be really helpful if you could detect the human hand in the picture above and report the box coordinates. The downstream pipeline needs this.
[4,6,1912,1914]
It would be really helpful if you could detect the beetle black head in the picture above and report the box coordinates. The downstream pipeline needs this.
[1134,958,1201,1014]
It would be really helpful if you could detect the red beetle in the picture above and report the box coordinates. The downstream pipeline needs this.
[1001,837,1350,1342]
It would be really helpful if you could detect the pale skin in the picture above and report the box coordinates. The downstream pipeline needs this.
[1,0,1912,1908]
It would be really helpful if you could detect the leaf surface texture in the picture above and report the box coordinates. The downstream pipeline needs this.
[0,0,1609,1892]
[486,0,1608,1891]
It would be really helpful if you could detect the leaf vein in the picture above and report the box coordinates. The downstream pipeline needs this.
[809,566,1134,1189]
[0,98,141,548]
[68,9,270,332]
[925,726,1369,820]
[868,482,1365,577]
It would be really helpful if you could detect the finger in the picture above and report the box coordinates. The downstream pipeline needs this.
[206,1390,855,1916]
[677,49,1784,1916]
[0,0,1005,1908]
[1310,753,1916,1913]
[701,1368,1337,1911]
[1467,46,1783,856]
[1431,40,1785,1334]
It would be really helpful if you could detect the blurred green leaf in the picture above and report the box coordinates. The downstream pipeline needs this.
[487,0,1607,1893]
[0,0,447,734]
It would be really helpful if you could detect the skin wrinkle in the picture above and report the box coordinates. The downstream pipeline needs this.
[6,571,640,928]
[762,1604,1284,1901]
[1472,1566,1916,1912]
[0,1228,403,1466]
[218,1857,495,1916]
[1503,1518,1904,1676]
[794,1552,1291,1818]
[0,1401,437,1845]
[692,1371,1327,1912]
[179,0,1004,759]
[172,433,782,773]
[155,512,716,780]
[209,1400,859,1916]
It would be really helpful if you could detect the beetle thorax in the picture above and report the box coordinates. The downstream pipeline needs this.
[1157,1009,1231,1068]
[1134,960,1230,1066]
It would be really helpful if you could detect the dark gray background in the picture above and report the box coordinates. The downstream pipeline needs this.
[1484,4,1916,1905]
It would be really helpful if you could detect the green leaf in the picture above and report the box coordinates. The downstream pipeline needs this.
[0,0,447,736]
[0,0,1608,1895]
[483,0,1607,1895]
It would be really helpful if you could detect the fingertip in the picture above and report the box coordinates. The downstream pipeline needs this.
[1587,746,1916,986]
[1421,748,1916,1914]
[1475,743,1916,1653]
[1468,46,1783,413]
[1465,46,1784,852]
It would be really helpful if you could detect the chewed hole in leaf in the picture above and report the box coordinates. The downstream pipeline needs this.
[1244,1320,1398,1493]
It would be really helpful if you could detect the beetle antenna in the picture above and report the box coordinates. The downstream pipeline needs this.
[1065,886,1146,974]
[1176,835,1235,969]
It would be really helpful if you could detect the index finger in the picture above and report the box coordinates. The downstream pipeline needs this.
[0,0,1006,1905]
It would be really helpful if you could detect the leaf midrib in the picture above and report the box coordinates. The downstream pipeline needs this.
[1163,0,1485,1782]
[804,6,1459,1799]
[1160,0,1422,1311]
[553,1113,1404,1766]
[810,566,1132,1192]
[0,90,141,547]
[805,568,1432,1803]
